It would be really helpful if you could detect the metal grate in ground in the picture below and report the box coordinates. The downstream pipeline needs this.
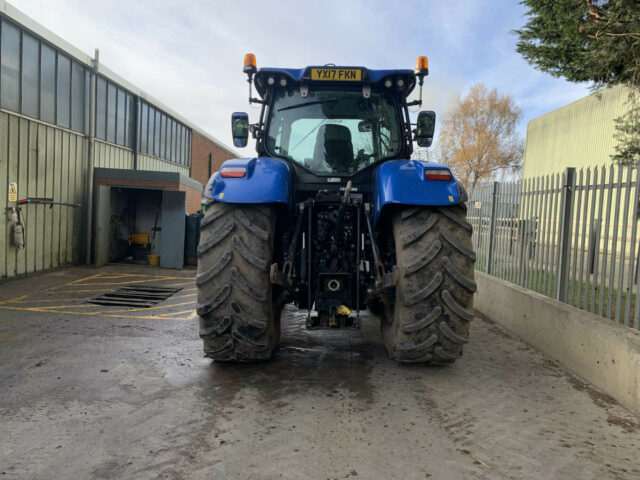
[88,285,183,308]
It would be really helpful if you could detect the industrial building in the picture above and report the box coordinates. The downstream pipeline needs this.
[522,84,630,179]
[0,1,236,278]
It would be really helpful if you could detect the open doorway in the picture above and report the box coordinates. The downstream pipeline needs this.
[95,186,186,269]
[109,187,163,265]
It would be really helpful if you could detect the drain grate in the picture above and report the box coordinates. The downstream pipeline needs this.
[88,285,182,308]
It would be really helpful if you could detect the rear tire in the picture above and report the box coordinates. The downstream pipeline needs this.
[196,202,280,361]
[382,205,477,364]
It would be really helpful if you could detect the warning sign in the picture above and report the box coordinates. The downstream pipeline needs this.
[8,182,17,202]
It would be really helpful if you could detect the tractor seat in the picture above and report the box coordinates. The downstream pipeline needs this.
[314,124,354,171]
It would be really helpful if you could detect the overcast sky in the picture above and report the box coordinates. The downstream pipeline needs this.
[15,0,590,153]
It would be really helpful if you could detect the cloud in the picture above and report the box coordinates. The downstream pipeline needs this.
[14,0,590,154]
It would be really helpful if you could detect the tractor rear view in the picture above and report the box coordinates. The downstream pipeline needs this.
[197,54,476,363]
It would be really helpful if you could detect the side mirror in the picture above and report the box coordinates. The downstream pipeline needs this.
[231,112,249,148]
[415,110,436,147]
[358,120,372,132]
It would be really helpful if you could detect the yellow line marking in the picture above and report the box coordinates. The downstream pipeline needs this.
[0,294,29,305]
[8,298,92,304]
[0,306,100,315]
[91,274,144,279]
[107,300,195,313]
[66,274,103,285]
[95,274,193,280]
[54,289,117,293]
[68,276,195,286]
[0,305,193,321]
[39,304,104,309]
[67,280,170,286]
[8,294,196,312]
[155,309,195,317]
[162,281,195,287]
[41,273,103,292]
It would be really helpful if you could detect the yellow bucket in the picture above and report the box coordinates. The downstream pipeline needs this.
[147,254,160,266]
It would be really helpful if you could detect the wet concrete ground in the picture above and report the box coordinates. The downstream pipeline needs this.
[1,265,639,479]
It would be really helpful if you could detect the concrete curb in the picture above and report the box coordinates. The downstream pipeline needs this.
[474,271,640,415]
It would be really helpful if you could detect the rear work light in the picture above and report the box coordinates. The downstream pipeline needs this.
[425,169,452,181]
[220,167,247,178]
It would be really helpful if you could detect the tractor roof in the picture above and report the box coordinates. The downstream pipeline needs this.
[254,66,416,97]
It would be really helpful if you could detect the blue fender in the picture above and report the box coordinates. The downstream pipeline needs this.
[374,160,463,224]
[211,157,292,205]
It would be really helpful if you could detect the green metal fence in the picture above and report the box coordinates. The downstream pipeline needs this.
[470,166,640,330]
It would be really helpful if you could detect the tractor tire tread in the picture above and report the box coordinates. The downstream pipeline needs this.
[438,206,473,231]
[197,203,280,362]
[196,251,232,286]
[382,205,475,364]
[232,235,269,271]
[442,256,477,293]
[403,272,443,306]
[403,240,441,276]
[402,306,441,333]
[440,227,477,262]
[235,209,269,241]
[402,213,438,247]
[200,202,229,228]
[197,218,235,255]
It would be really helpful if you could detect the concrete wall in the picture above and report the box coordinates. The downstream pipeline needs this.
[137,153,189,176]
[0,111,86,279]
[190,130,236,186]
[474,271,640,415]
[523,85,630,179]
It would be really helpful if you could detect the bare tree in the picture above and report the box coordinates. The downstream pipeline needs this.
[436,84,523,192]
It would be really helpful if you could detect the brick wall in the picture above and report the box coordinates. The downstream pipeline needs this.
[180,184,201,214]
[190,131,236,186]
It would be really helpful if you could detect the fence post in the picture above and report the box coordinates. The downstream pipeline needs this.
[518,218,528,286]
[556,167,576,302]
[486,181,499,275]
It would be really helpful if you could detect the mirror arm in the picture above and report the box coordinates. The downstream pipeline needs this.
[405,74,425,108]
[247,74,266,105]
[249,123,263,139]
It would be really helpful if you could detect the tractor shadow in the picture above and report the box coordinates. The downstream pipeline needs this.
[197,305,381,406]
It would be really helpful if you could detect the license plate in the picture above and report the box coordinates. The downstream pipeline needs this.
[310,68,362,81]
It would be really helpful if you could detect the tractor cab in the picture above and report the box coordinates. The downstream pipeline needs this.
[231,58,435,187]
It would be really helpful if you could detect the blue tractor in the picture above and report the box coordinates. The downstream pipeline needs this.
[197,54,476,363]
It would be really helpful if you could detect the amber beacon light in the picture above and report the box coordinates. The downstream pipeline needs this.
[243,53,257,75]
[415,56,429,76]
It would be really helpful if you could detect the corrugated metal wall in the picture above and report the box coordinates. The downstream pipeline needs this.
[93,140,134,169]
[137,153,189,176]
[0,6,220,280]
[0,111,86,278]
[0,114,194,280]
[523,85,631,179]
